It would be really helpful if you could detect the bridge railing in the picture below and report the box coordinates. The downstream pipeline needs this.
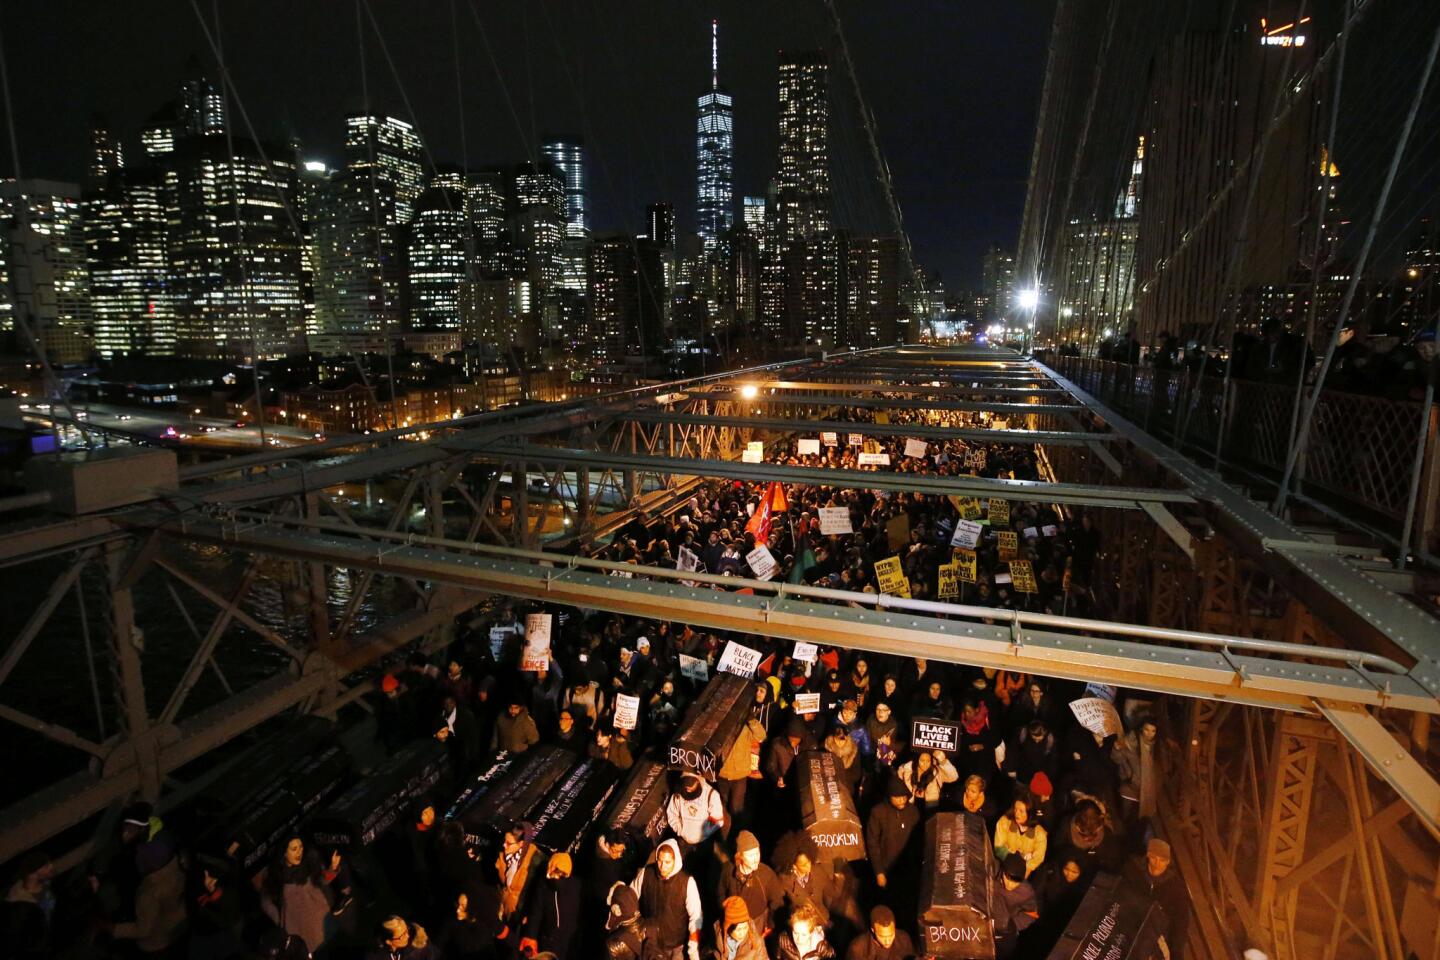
[1053,355,1440,555]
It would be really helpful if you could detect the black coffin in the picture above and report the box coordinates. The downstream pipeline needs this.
[667,672,753,781]
[797,750,865,861]
[604,758,672,844]
[204,741,352,874]
[446,745,581,845]
[308,739,449,849]
[917,812,1000,959]
[1044,872,1169,960]
[530,757,622,855]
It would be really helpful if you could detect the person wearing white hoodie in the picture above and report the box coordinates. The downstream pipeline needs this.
[632,838,703,960]
[665,773,725,848]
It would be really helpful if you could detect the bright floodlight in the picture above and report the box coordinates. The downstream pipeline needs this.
[1018,288,1040,311]
[740,384,758,399]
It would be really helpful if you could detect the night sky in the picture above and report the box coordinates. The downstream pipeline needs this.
[0,1,1054,290]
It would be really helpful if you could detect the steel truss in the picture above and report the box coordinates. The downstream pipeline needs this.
[2,345,1438,946]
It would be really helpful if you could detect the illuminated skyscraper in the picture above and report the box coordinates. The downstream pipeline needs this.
[514,162,566,223]
[408,183,469,331]
[344,115,424,225]
[0,180,92,362]
[646,202,676,251]
[696,20,734,249]
[541,138,588,239]
[165,137,304,359]
[86,169,175,357]
[88,116,124,187]
[743,196,766,238]
[467,169,509,278]
[775,50,830,241]
[312,168,400,346]
[178,58,227,137]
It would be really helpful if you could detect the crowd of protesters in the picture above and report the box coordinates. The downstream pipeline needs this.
[3,430,1197,960]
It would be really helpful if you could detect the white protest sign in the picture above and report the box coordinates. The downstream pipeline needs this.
[613,693,640,731]
[489,626,511,659]
[742,441,764,463]
[793,693,821,715]
[798,438,820,456]
[746,545,778,581]
[994,572,1013,584]
[951,519,983,549]
[1084,682,1118,703]
[818,506,853,536]
[858,452,891,467]
[821,432,839,446]
[792,641,818,663]
[904,438,928,459]
[678,654,710,682]
[677,545,702,572]
[848,434,864,446]
[717,640,763,678]
[521,613,552,671]
[1023,526,1039,539]
[1042,524,1059,537]
[1069,697,1124,738]
[995,741,1007,768]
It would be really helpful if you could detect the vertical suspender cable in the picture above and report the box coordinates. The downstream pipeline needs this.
[1274,16,1440,516]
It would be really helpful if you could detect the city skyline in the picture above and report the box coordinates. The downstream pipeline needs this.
[0,1,1053,289]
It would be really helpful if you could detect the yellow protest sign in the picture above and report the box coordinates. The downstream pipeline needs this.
[956,497,982,520]
[997,530,1019,561]
[874,555,911,597]
[874,411,890,425]
[987,498,1010,526]
[937,562,959,599]
[955,548,978,583]
[1009,559,1038,593]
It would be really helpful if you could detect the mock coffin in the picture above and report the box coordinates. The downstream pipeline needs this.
[445,745,581,845]
[796,750,865,860]
[529,756,622,855]
[917,812,1001,959]
[309,739,449,849]
[1045,871,1169,960]
[667,671,754,781]
[604,757,672,844]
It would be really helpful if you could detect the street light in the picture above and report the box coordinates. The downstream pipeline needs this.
[1017,288,1040,353]
[740,384,758,400]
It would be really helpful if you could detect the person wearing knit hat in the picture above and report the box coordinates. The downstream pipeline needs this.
[866,776,919,894]
[1028,770,1053,799]
[520,850,582,959]
[709,895,767,959]
[995,853,1040,955]
[717,830,783,937]
[1124,835,1188,958]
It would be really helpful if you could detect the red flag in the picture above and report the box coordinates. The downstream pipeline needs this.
[769,482,788,513]
[745,484,773,541]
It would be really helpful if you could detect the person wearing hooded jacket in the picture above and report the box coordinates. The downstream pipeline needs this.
[493,700,541,754]
[717,717,768,838]
[864,777,918,892]
[632,839,703,960]
[605,883,658,960]
[666,773,726,849]
[716,831,783,936]
[520,853,581,960]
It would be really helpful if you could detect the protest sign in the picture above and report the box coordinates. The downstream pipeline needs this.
[955,549,978,583]
[997,530,1019,560]
[1042,524,1059,537]
[848,433,864,446]
[678,654,710,682]
[818,506,853,535]
[937,562,959,599]
[1009,560,1038,593]
[614,694,640,731]
[521,613,552,671]
[677,545,702,573]
[951,519,982,549]
[958,497,983,520]
[1070,697,1124,738]
[794,693,821,715]
[746,545,778,581]
[874,556,911,597]
[717,641,763,678]
[821,431,838,446]
[1022,526,1039,540]
[904,438,929,459]
[792,641,818,664]
[987,498,1011,526]
[742,441,764,463]
[858,452,891,466]
[886,513,911,551]
[1084,682,1118,703]
[798,438,820,456]
[911,719,960,752]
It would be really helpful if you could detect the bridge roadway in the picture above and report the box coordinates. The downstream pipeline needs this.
[1,344,1438,863]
